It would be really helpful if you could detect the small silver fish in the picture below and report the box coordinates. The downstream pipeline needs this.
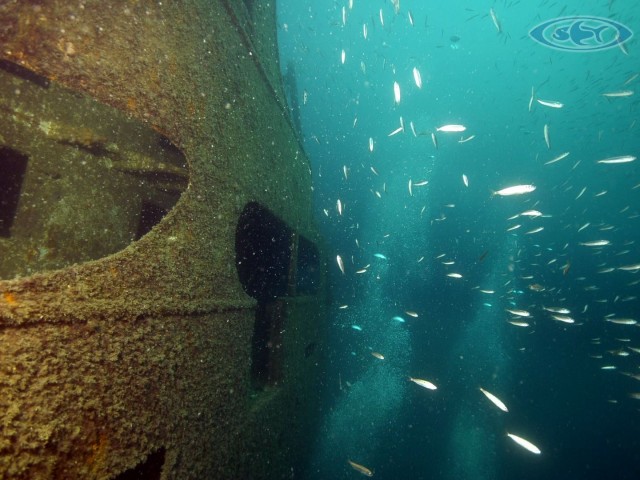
[544,152,570,165]
[413,67,422,89]
[479,387,509,412]
[543,124,550,149]
[409,377,437,390]
[436,124,466,132]
[597,155,636,164]
[388,126,403,137]
[493,185,536,196]
[579,240,610,247]
[507,433,541,455]
[606,318,637,325]
[602,90,634,97]
[348,460,373,477]
[489,8,501,33]
[537,98,564,108]
[393,81,401,104]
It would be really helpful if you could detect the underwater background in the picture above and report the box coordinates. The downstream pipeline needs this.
[277,1,640,479]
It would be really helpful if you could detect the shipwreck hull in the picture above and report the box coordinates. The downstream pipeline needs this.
[0,1,327,478]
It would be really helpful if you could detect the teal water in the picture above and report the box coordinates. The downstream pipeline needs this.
[277,1,639,479]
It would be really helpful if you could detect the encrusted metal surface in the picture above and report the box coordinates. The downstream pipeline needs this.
[0,1,327,478]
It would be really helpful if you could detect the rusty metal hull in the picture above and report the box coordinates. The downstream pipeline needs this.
[0,1,327,478]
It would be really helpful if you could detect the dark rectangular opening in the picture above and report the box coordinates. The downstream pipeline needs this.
[236,203,322,391]
[251,300,285,389]
[235,202,293,301]
[0,146,28,237]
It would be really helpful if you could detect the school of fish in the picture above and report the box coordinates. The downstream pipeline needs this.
[285,0,639,476]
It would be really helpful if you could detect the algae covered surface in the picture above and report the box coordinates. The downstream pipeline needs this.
[0,1,327,478]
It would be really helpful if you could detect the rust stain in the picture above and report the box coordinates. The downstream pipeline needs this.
[86,432,109,470]
[2,292,17,305]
